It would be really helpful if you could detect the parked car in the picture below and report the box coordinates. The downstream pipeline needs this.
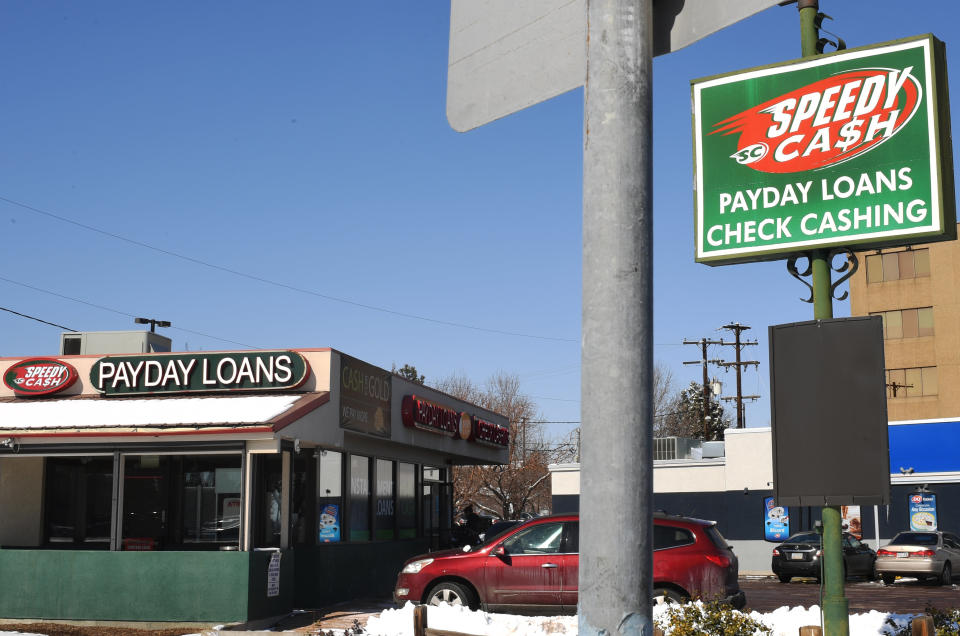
[771,531,876,583]
[874,530,960,585]
[394,512,745,613]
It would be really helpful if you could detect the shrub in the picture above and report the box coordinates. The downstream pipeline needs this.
[884,606,960,636]
[655,600,772,636]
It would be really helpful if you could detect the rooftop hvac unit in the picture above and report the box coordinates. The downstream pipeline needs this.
[60,331,172,356]
[653,436,701,461]
[701,441,726,458]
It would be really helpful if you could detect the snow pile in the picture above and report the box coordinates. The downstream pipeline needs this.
[366,602,577,635]
[363,602,918,636]
[748,605,913,635]
[0,604,921,635]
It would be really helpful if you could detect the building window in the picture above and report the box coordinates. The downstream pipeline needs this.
[253,454,283,548]
[886,367,938,398]
[866,248,930,283]
[421,466,450,550]
[349,455,371,541]
[180,456,242,547]
[291,452,314,546]
[44,456,113,547]
[871,307,934,339]
[317,450,343,543]
[375,459,395,540]
[397,462,417,539]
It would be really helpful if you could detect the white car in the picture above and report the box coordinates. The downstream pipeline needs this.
[875,530,960,585]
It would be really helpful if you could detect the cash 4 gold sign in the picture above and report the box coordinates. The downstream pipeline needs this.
[401,395,509,447]
[4,358,79,397]
[693,35,955,265]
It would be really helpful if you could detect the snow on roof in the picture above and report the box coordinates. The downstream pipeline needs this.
[0,394,305,430]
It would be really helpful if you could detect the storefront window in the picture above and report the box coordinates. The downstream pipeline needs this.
[123,455,168,550]
[44,456,113,547]
[291,453,314,546]
[375,459,395,540]
[317,450,343,543]
[253,454,283,548]
[123,454,242,550]
[182,457,241,546]
[349,455,370,541]
[421,466,450,550]
[397,462,416,539]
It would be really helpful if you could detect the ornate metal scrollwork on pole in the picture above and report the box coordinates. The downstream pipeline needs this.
[786,248,859,304]
[827,247,858,301]
[786,254,815,304]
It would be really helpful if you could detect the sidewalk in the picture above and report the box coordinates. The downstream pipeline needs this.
[224,598,395,633]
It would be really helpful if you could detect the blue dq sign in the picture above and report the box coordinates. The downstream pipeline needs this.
[764,496,790,542]
[909,492,937,531]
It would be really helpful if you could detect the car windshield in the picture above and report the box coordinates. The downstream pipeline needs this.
[890,532,939,546]
[785,533,821,544]
[479,521,520,545]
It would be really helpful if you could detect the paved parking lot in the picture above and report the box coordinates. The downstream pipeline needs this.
[741,576,960,614]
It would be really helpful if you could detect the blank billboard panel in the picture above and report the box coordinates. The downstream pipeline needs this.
[769,317,890,506]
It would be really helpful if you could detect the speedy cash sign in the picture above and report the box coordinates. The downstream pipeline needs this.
[401,394,509,447]
[693,35,955,265]
[3,358,79,397]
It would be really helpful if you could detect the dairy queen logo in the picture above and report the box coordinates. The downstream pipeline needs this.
[911,494,924,504]
[711,66,921,173]
[4,358,79,397]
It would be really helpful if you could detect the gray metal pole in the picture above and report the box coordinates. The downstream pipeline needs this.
[580,0,654,633]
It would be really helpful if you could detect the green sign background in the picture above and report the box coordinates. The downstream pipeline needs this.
[693,35,955,265]
[91,351,309,396]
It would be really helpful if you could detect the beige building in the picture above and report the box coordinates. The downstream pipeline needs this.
[849,225,960,421]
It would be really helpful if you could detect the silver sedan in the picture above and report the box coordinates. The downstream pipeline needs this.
[875,531,960,585]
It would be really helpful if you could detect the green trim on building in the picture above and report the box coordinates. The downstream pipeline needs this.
[293,540,429,607]
[0,550,293,623]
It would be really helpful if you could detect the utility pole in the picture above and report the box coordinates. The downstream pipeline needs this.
[716,323,760,429]
[683,338,723,439]
[580,1,654,633]
[887,381,912,397]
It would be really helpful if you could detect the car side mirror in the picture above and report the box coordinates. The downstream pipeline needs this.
[494,545,506,557]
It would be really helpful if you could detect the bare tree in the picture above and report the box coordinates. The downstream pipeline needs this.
[652,360,675,436]
[433,371,553,520]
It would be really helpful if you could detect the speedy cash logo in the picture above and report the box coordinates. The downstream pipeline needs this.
[710,66,922,173]
[3,358,79,396]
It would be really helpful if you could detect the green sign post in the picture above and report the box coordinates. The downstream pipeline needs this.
[693,34,955,266]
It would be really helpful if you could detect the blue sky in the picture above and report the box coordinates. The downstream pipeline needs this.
[1,1,957,441]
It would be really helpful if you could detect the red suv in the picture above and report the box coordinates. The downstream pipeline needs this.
[394,513,745,612]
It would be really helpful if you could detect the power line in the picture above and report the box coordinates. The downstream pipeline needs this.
[0,195,576,343]
[0,275,260,349]
[0,306,75,331]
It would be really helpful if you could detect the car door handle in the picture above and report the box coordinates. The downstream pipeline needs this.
[542,563,558,568]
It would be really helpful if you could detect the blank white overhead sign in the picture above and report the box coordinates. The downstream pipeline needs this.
[447,0,784,132]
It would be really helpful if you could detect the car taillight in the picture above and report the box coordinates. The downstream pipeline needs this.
[772,548,780,556]
[706,554,730,568]
[914,549,936,557]
[877,549,896,556]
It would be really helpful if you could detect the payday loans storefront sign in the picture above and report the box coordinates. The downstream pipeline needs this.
[91,351,309,396]
[693,35,955,265]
